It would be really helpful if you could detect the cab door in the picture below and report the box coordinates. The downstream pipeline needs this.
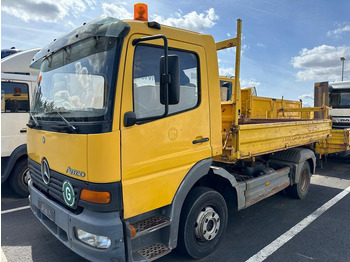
[120,36,211,219]
[1,80,31,157]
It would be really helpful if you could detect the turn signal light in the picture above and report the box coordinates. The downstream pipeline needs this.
[134,3,148,21]
[130,225,136,237]
[80,189,111,204]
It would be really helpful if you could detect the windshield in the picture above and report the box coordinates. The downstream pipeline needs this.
[329,89,350,108]
[31,36,120,124]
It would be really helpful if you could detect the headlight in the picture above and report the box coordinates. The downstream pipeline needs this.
[75,228,111,249]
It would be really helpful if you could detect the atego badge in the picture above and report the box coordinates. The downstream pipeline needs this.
[62,180,75,207]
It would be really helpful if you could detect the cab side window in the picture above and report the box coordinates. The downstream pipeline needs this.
[133,45,199,119]
[1,82,29,113]
[220,80,232,101]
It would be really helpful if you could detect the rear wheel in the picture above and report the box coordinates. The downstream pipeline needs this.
[9,158,30,197]
[178,187,228,259]
[286,161,311,199]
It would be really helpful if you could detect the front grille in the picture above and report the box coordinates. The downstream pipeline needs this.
[29,159,81,210]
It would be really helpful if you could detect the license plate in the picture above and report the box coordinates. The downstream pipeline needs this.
[38,199,55,222]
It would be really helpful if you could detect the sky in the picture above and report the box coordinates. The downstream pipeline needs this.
[2,0,350,106]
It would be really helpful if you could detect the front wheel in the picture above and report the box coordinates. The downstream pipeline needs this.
[286,161,311,199]
[178,187,228,259]
[9,158,30,197]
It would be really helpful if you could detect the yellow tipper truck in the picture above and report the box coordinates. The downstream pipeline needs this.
[27,5,331,262]
[314,81,350,157]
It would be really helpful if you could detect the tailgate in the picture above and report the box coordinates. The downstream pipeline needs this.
[315,128,350,155]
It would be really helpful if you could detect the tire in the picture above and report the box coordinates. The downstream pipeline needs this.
[9,158,30,197]
[286,161,311,199]
[178,187,228,259]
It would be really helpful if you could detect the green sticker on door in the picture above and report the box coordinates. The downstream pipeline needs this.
[62,180,75,207]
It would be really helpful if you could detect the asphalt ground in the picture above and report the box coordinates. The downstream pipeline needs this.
[2,157,350,262]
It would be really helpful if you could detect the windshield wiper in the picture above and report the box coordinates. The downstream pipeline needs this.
[27,112,40,128]
[47,111,78,133]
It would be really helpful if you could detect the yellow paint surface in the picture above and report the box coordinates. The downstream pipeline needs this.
[315,128,350,155]
[27,128,121,183]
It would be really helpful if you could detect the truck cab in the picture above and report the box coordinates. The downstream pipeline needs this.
[314,81,350,157]
[27,16,223,261]
[1,48,40,196]
[329,81,350,129]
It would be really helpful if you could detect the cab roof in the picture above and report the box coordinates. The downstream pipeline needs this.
[30,17,215,70]
[30,17,130,69]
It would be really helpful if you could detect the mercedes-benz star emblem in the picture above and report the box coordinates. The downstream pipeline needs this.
[41,158,51,185]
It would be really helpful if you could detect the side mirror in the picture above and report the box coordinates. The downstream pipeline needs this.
[124,111,137,127]
[160,55,180,105]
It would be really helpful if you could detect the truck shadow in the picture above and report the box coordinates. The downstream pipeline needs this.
[159,182,345,262]
[1,180,29,211]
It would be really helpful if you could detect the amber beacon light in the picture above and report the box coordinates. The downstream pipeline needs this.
[134,3,148,21]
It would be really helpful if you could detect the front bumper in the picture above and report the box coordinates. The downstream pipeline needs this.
[29,180,126,262]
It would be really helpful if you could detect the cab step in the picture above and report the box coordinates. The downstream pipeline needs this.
[131,215,171,238]
[136,243,171,261]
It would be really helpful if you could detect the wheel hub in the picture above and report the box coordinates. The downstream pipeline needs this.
[194,206,220,241]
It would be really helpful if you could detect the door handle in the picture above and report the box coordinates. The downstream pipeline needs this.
[192,137,209,144]
[20,129,27,133]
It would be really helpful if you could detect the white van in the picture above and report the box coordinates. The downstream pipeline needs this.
[1,48,40,197]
